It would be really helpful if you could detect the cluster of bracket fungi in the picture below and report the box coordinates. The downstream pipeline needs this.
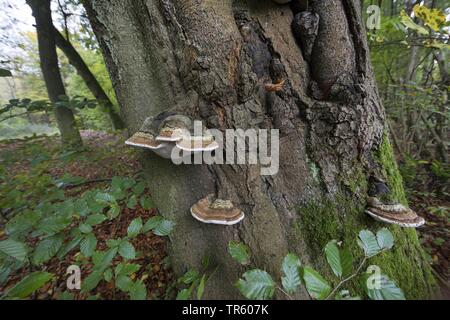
[125,111,245,225]
[125,0,425,228]
[125,112,219,159]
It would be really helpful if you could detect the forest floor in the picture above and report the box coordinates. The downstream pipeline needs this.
[0,131,448,299]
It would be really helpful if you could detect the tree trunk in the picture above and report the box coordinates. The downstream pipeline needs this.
[84,0,436,299]
[53,27,126,130]
[27,0,82,147]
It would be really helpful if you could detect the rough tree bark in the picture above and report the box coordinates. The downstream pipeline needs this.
[53,27,126,130]
[27,0,82,147]
[84,0,436,299]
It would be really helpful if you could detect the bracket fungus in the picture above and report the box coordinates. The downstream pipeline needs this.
[155,115,193,142]
[365,197,425,228]
[190,195,245,225]
[176,135,219,152]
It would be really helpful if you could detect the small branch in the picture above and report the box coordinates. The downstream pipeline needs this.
[276,285,293,300]
[61,178,112,189]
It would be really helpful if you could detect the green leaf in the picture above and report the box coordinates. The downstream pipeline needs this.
[129,280,147,300]
[127,217,143,238]
[236,269,275,300]
[6,272,53,298]
[197,274,206,300]
[281,253,302,294]
[118,240,136,260]
[140,197,155,210]
[80,233,97,258]
[79,223,93,234]
[176,288,191,300]
[324,240,353,278]
[103,268,113,282]
[81,270,103,292]
[357,230,381,257]
[95,192,115,203]
[376,228,394,250]
[228,241,250,265]
[57,235,83,259]
[107,204,120,219]
[152,219,175,236]
[127,195,137,209]
[0,239,28,262]
[179,269,199,285]
[32,235,64,265]
[58,291,75,300]
[366,274,406,300]
[142,216,163,233]
[302,267,331,300]
[132,181,145,196]
[93,248,118,271]
[115,275,134,292]
[86,214,107,226]
[114,263,141,277]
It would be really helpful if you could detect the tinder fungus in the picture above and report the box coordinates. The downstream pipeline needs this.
[190,195,245,225]
[365,197,425,228]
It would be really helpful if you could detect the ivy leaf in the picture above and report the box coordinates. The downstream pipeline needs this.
[118,240,136,260]
[80,233,97,258]
[32,235,64,265]
[0,239,28,262]
[127,218,143,238]
[366,274,406,300]
[324,240,353,278]
[6,271,53,298]
[281,253,302,294]
[236,269,275,300]
[301,267,331,300]
[228,241,250,265]
[376,228,394,250]
[357,230,381,257]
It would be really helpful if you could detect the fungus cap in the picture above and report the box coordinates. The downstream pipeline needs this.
[190,195,245,225]
[176,135,219,152]
[366,197,425,228]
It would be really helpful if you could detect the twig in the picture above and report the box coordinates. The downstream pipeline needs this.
[276,284,294,300]
[61,178,112,189]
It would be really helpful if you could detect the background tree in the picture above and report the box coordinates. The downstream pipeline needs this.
[84,0,436,299]
[26,0,82,147]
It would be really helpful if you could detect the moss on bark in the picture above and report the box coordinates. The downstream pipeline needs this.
[296,133,437,299]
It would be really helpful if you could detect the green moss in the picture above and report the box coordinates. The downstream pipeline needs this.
[374,133,407,204]
[296,192,437,299]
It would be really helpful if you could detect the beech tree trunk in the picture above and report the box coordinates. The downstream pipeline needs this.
[53,27,126,130]
[27,0,82,147]
[85,0,436,299]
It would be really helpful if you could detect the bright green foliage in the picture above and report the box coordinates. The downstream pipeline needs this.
[236,270,275,300]
[228,241,250,266]
[4,271,53,299]
[231,228,405,300]
[281,253,302,294]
